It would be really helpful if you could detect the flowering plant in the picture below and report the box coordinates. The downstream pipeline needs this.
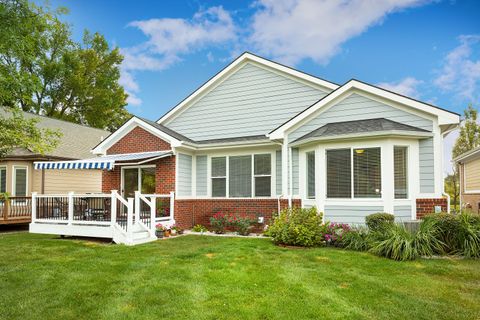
[230,213,256,236]
[155,223,168,231]
[210,212,229,234]
[321,223,351,246]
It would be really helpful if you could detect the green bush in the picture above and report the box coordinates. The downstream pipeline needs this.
[192,224,208,232]
[413,218,445,257]
[265,207,323,247]
[341,227,372,251]
[365,213,395,232]
[232,215,256,236]
[422,213,459,253]
[209,212,229,234]
[370,224,417,261]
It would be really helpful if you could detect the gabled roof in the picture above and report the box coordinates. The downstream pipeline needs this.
[454,145,480,162]
[292,118,431,144]
[269,79,460,139]
[157,52,339,124]
[1,108,109,160]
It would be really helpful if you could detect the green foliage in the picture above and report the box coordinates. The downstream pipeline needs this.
[444,171,460,208]
[265,207,323,247]
[452,105,480,159]
[192,224,207,232]
[456,213,480,258]
[0,0,129,131]
[341,227,372,251]
[365,213,395,232]
[423,213,460,253]
[370,224,418,261]
[0,108,61,158]
[231,216,256,236]
[209,213,229,234]
[413,218,445,257]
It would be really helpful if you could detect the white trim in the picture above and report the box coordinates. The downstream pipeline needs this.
[157,52,338,125]
[269,80,460,139]
[120,165,156,197]
[91,117,182,155]
[12,165,28,197]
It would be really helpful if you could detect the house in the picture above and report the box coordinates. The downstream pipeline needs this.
[455,146,480,213]
[0,109,109,224]
[31,52,460,242]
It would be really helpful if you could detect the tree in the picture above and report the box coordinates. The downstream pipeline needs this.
[0,0,130,131]
[0,108,61,158]
[444,171,459,210]
[452,105,480,159]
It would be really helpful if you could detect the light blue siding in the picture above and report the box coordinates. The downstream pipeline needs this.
[291,148,299,195]
[394,205,412,222]
[419,138,435,193]
[165,63,328,140]
[276,150,282,195]
[289,93,433,141]
[177,153,192,196]
[324,205,384,225]
[196,155,207,196]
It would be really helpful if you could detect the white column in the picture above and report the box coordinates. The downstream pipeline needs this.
[169,191,175,223]
[110,190,117,225]
[127,197,134,240]
[134,191,140,223]
[31,192,37,223]
[68,191,74,225]
[150,196,156,236]
[316,146,325,221]
[281,138,289,196]
[382,143,394,215]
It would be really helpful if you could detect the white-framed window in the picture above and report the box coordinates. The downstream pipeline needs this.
[394,146,408,199]
[326,148,381,199]
[0,166,6,193]
[210,153,272,198]
[12,166,28,197]
[306,151,315,199]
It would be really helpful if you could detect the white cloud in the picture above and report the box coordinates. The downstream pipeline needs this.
[376,77,423,98]
[434,35,480,101]
[120,6,236,106]
[249,0,431,65]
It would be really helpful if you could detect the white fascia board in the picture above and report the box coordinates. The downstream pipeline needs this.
[91,117,182,155]
[157,52,339,125]
[268,80,460,139]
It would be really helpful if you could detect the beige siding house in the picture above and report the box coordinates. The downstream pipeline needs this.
[0,109,109,223]
[456,146,480,213]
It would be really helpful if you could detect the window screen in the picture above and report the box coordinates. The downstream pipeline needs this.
[307,152,315,199]
[394,146,408,199]
[0,168,5,193]
[254,154,271,197]
[211,157,226,197]
[229,155,252,197]
[327,149,351,198]
[14,167,27,197]
[353,148,381,198]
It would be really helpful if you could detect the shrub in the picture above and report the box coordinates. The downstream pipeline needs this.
[321,223,351,247]
[413,218,445,257]
[370,224,417,261]
[192,224,208,232]
[341,227,372,251]
[422,213,459,253]
[210,212,229,234]
[456,212,480,258]
[265,207,323,247]
[366,213,395,232]
[230,215,256,236]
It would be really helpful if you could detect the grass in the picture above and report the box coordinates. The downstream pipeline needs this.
[0,233,479,320]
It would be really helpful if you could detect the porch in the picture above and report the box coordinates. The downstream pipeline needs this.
[29,191,175,245]
[0,196,32,224]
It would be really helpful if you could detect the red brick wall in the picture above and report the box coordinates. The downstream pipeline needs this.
[107,126,171,155]
[416,198,448,219]
[174,198,302,229]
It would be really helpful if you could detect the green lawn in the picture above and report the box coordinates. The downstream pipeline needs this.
[0,233,479,320]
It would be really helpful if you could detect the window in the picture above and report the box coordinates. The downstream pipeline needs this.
[211,157,227,197]
[354,148,381,198]
[13,166,27,197]
[0,167,5,193]
[306,152,315,199]
[326,149,351,198]
[394,146,408,199]
[211,154,272,198]
[254,154,271,197]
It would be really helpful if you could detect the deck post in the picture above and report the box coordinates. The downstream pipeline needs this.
[134,191,140,223]
[68,191,74,225]
[3,197,8,221]
[150,196,156,236]
[111,190,117,225]
[31,192,37,223]
[169,191,175,222]
[127,197,134,241]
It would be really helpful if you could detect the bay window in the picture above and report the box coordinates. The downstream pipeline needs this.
[394,146,408,199]
[211,154,272,197]
[326,148,381,198]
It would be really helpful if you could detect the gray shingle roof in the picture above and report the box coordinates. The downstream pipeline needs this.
[294,118,430,143]
[1,108,110,159]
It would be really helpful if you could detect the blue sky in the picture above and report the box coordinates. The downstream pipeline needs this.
[41,0,479,171]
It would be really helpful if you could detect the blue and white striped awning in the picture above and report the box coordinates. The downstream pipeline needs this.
[34,151,172,170]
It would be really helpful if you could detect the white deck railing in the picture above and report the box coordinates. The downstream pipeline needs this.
[30,190,175,244]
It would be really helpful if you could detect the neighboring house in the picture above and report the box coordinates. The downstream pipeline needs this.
[455,146,480,213]
[34,52,460,229]
[0,109,109,224]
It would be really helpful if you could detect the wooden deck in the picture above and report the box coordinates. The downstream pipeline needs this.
[0,197,32,225]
